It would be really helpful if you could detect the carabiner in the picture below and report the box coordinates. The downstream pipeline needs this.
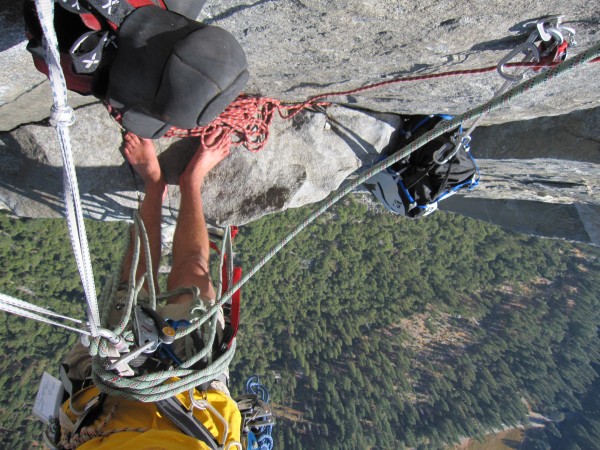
[497,33,540,82]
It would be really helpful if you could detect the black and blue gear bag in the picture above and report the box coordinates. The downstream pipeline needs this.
[363,115,480,219]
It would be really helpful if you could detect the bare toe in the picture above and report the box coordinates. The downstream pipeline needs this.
[122,132,163,185]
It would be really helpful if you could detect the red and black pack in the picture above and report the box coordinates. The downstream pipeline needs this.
[23,0,249,139]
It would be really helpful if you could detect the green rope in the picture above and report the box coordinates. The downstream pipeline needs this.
[90,212,232,401]
[91,341,235,402]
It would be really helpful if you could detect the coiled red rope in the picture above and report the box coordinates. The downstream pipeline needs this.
[164,57,600,153]
[164,95,326,152]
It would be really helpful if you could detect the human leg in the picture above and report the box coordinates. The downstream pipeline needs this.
[166,132,230,304]
[120,132,167,291]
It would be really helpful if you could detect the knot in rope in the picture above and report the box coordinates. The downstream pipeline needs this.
[50,105,76,127]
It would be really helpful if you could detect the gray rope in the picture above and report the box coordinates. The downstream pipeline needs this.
[0,294,90,335]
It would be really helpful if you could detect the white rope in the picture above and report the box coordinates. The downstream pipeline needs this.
[0,294,90,335]
[0,293,85,323]
[35,0,101,337]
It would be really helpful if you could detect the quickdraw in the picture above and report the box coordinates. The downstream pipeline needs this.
[497,15,576,82]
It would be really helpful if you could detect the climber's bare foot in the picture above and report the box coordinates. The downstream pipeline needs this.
[123,132,165,187]
[179,130,230,188]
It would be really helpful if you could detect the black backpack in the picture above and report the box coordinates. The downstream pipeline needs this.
[23,0,249,139]
[363,115,480,218]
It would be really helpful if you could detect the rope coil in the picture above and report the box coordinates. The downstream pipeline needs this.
[164,95,328,152]
[86,212,236,402]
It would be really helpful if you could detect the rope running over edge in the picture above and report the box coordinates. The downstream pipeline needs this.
[164,57,600,153]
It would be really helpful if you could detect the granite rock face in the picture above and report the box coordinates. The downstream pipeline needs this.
[441,198,600,246]
[0,104,134,219]
[440,158,600,245]
[466,158,600,205]
[0,104,397,225]
[0,0,599,246]
[2,0,599,127]
[199,0,600,123]
[470,107,600,163]
[0,1,96,132]
[441,107,600,245]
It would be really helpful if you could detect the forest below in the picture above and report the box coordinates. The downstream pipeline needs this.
[0,196,598,449]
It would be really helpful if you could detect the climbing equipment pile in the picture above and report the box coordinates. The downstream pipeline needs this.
[455,15,577,150]
[235,376,275,450]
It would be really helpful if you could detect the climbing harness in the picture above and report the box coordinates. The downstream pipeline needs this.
[155,396,222,450]
[87,214,241,401]
[37,214,243,449]
[1,1,600,446]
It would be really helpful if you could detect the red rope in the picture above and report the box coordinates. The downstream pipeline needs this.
[163,57,600,153]
[164,95,315,152]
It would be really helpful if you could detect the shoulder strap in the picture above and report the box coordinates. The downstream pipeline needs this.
[155,397,221,450]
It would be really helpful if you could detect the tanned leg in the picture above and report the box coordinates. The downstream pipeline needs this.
[120,132,167,291]
[167,131,230,304]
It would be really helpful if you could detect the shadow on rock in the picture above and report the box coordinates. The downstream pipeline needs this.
[0,133,138,220]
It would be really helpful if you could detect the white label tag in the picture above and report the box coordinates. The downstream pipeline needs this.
[33,372,64,424]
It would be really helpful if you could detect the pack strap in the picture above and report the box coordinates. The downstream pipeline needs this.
[70,30,110,74]
[155,397,220,450]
